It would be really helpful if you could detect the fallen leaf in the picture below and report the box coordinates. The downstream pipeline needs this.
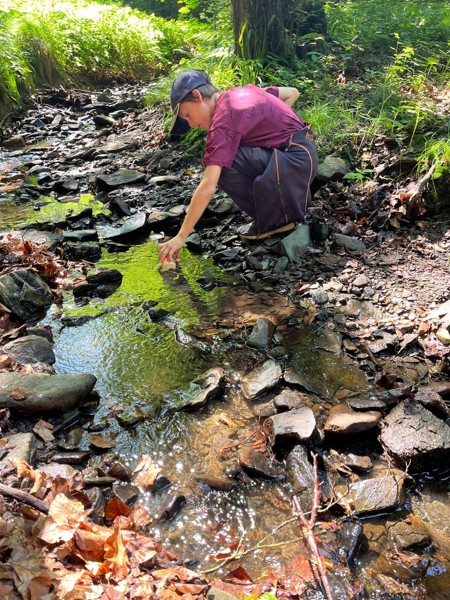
[9,388,28,401]
[132,455,160,490]
[105,497,132,520]
[103,524,129,581]
[87,432,118,449]
[33,420,55,444]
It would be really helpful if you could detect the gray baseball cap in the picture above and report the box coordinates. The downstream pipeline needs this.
[169,69,210,135]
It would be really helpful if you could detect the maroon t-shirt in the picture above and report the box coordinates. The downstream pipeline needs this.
[203,84,305,168]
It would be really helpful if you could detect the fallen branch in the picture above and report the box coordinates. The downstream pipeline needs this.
[0,482,49,514]
[406,162,437,219]
[292,453,333,600]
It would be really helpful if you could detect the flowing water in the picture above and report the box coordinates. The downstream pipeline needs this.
[2,154,449,596]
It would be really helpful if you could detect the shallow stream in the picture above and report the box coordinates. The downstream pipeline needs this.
[1,147,449,597]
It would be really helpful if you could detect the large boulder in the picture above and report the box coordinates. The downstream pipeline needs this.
[0,269,54,321]
[0,373,97,415]
[380,401,450,470]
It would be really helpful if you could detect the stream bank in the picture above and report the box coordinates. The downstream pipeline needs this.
[0,84,449,599]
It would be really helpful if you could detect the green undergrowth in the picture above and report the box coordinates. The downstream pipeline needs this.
[149,0,449,188]
[0,0,194,114]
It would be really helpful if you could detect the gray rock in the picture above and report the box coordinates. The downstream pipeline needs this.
[112,483,139,505]
[273,224,311,262]
[87,269,122,286]
[38,463,77,479]
[388,520,431,551]
[316,156,351,182]
[286,445,315,513]
[239,447,285,480]
[246,318,275,350]
[324,404,382,435]
[26,326,53,343]
[340,453,373,473]
[273,388,308,411]
[0,433,36,470]
[102,212,147,241]
[241,359,282,400]
[22,230,63,252]
[63,230,98,242]
[414,387,449,420]
[148,175,181,185]
[177,367,225,410]
[96,169,145,189]
[334,468,406,515]
[380,401,450,469]
[0,269,54,321]
[157,491,186,522]
[93,114,116,127]
[3,335,55,365]
[0,372,97,415]
[334,234,367,254]
[64,241,102,262]
[268,406,317,446]
[273,256,289,274]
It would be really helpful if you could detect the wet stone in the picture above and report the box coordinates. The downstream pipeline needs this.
[0,372,97,415]
[286,445,315,513]
[107,461,132,481]
[273,388,308,411]
[340,453,373,473]
[85,487,106,522]
[177,367,225,410]
[334,469,406,515]
[102,211,147,241]
[3,335,55,365]
[269,406,317,447]
[52,451,89,465]
[337,518,364,563]
[152,474,172,493]
[324,404,382,435]
[26,326,53,343]
[157,491,186,522]
[63,230,98,242]
[388,520,431,551]
[241,359,283,400]
[348,395,387,411]
[239,447,285,481]
[194,475,234,492]
[380,400,450,470]
[0,268,54,321]
[87,268,123,286]
[64,241,102,262]
[113,483,139,505]
[246,317,275,350]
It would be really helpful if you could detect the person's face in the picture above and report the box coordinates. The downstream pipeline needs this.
[179,90,214,130]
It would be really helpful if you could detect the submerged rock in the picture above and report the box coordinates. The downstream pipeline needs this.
[380,400,450,470]
[0,268,54,321]
[239,447,285,480]
[0,372,97,415]
[177,367,225,410]
[246,317,275,350]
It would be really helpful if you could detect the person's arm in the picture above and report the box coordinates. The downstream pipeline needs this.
[277,87,300,107]
[158,164,222,262]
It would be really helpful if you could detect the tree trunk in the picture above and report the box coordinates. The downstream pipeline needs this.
[231,0,296,63]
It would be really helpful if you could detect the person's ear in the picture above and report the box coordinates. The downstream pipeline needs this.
[192,89,202,102]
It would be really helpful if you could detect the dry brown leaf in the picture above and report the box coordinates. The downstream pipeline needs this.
[132,455,160,490]
[38,494,87,544]
[105,497,132,521]
[33,420,55,444]
[87,432,118,449]
[9,388,28,401]
[103,524,129,581]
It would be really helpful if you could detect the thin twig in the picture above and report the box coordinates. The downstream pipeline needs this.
[0,482,49,514]
[292,453,334,600]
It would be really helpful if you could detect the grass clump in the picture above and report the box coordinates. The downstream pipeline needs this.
[0,0,191,112]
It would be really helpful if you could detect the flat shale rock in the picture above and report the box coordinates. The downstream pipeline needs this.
[324,404,382,435]
[285,445,315,513]
[0,432,36,470]
[96,169,146,190]
[334,468,406,515]
[177,367,225,410]
[241,359,282,400]
[3,335,55,365]
[268,406,317,446]
[380,400,450,469]
[239,447,285,480]
[0,372,97,415]
[102,212,147,241]
[246,317,275,350]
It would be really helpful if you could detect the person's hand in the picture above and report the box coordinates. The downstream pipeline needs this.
[158,234,185,263]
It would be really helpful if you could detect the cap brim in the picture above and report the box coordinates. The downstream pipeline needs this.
[169,104,190,136]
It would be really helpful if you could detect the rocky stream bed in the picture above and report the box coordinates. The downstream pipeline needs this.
[0,84,449,599]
